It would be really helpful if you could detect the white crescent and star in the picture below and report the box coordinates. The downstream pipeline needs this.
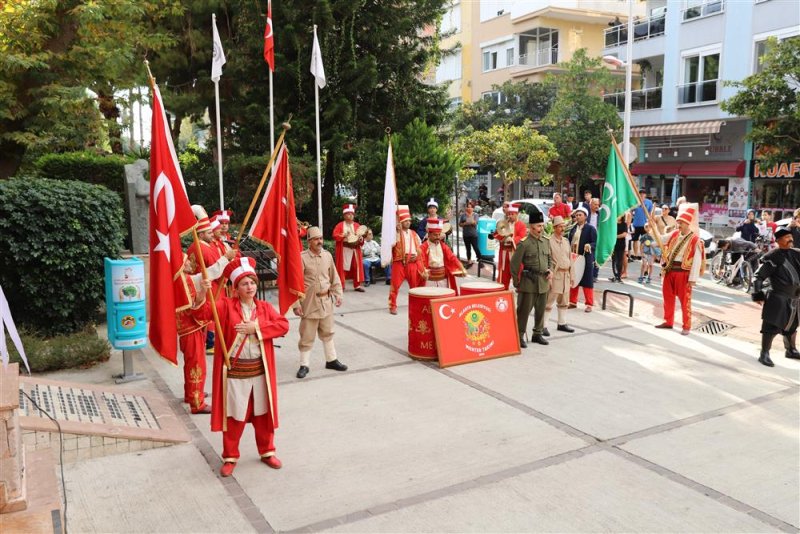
[265,18,273,39]
[438,304,455,320]
[153,172,176,261]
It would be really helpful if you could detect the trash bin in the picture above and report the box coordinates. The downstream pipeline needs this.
[477,217,497,260]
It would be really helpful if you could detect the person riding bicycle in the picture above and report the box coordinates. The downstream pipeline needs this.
[717,237,758,284]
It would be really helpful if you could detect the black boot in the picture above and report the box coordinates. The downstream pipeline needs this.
[541,327,550,337]
[532,334,549,346]
[759,333,776,367]
[519,333,527,349]
[784,333,800,359]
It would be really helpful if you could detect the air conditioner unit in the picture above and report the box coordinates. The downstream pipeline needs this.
[651,6,667,17]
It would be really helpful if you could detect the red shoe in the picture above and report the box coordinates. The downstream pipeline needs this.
[191,403,212,414]
[261,455,282,469]
[389,308,397,315]
[654,323,673,329]
[220,462,236,477]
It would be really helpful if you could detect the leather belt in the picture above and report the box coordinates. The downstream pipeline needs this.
[317,291,330,297]
[557,268,570,272]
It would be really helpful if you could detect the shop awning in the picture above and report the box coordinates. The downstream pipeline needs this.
[630,120,725,138]
[630,162,683,175]
[679,161,745,177]
[631,161,745,177]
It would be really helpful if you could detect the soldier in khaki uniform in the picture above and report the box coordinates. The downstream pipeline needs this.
[510,211,554,348]
[544,216,575,336]
[292,227,348,379]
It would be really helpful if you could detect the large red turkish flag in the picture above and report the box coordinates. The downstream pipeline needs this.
[148,84,198,364]
[264,0,275,72]
[249,143,305,315]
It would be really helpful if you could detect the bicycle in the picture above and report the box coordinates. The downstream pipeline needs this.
[710,241,764,293]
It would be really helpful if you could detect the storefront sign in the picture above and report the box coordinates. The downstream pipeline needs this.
[753,162,800,179]
[728,177,748,211]
[701,204,728,225]
[431,291,520,368]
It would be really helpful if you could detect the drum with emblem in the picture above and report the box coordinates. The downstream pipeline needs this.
[408,287,455,361]
[459,281,504,295]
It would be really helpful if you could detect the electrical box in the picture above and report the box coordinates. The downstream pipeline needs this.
[104,257,147,350]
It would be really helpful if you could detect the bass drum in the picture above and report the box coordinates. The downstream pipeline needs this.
[570,254,585,288]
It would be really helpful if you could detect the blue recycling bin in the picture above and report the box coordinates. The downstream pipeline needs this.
[104,257,148,350]
[477,217,498,260]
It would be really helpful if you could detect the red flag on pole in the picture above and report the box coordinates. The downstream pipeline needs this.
[264,0,274,71]
[249,143,305,315]
[148,84,198,364]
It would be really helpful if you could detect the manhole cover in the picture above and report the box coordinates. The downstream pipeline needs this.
[19,382,161,430]
[697,320,734,335]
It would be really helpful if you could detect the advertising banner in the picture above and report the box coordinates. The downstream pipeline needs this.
[431,291,520,368]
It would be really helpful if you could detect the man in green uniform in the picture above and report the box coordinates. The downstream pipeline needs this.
[510,210,553,348]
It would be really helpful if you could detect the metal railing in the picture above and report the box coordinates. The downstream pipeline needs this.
[515,47,558,69]
[604,13,666,48]
[603,87,663,111]
[677,79,719,105]
[682,0,724,21]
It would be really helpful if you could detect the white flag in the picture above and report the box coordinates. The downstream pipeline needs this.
[211,14,226,82]
[0,285,29,373]
[380,143,398,267]
[310,26,326,89]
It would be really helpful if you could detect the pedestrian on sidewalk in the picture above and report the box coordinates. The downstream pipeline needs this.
[609,214,627,283]
[361,230,391,287]
[458,204,479,267]
[752,226,800,367]
[294,226,348,379]
[510,210,553,347]
[212,257,290,477]
[638,224,659,284]
[568,207,597,312]
[332,204,366,292]
[544,216,574,336]
[655,206,704,335]
[177,254,212,414]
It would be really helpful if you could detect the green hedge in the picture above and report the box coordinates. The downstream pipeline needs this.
[6,327,111,373]
[0,178,125,335]
[34,151,132,196]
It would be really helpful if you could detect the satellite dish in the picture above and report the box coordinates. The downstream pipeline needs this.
[620,141,638,163]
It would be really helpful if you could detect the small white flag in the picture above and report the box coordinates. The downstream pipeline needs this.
[0,285,29,373]
[211,14,227,82]
[310,26,326,89]
[380,143,398,267]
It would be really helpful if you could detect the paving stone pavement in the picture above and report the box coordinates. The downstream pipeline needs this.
[46,280,799,533]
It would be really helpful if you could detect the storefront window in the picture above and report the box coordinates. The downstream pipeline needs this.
[752,179,800,220]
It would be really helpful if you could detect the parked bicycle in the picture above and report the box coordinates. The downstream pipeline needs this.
[710,236,766,292]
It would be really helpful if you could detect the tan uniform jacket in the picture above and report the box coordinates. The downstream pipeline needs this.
[298,249,343,319]
[548,234,572,295]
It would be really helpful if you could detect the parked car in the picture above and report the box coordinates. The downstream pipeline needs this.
[698,228,717,258]
[491,198,553,224]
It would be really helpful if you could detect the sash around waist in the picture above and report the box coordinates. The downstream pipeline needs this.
[228,358,266,379]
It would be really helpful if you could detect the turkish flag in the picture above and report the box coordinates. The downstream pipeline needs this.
[148,84,198,364]
[249,143,305,315]
[264,0,274,71]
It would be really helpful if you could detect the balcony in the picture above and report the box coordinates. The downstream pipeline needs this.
[604,13,666,48]
[604,87,663,112]
[677,80,719,105]
[514,47,558,70]
[682,0,724,21]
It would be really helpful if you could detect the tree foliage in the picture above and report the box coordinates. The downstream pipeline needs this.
[453,120,558,192]
[541,49,622,186]
[0,178,125,335]
[721,37,800,167]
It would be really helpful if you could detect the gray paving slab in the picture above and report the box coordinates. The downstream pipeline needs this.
[63,443,255,533]
[195,363,587,531]
[622,394,800,528]
[447,324,786,440]
[321,450,775,533]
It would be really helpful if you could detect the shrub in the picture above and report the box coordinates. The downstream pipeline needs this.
[6,326,111,373]
[34,151,132,196]
[0,178,125,335]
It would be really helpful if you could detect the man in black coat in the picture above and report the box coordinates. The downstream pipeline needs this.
[752,226,800,367]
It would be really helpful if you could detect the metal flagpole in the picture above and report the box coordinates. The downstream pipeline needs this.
[269,69,275,155]
[314,25,323,234]
[622,0,634,170]
[214,79,224,211]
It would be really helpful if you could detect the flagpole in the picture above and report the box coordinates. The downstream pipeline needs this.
[269,69,275,154]
[611,135,664,250]
[313,25,324,235]
[214,79,225,211]
[235,120,291,249]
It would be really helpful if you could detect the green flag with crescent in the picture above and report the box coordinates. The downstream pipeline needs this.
[596,142,639,266]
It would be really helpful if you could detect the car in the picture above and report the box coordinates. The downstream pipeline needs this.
[698,228,717,258]
[491,198,553,224]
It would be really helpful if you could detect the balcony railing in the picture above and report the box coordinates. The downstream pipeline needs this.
[682,0,724,21]
[604,13,666,48]
[603,87,663,112]
[678,79,719,105]
[516,47,558,69]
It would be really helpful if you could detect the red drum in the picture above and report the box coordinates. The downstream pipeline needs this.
[408,287,455,361]
[460,281,504,295]
[427,266,446,281]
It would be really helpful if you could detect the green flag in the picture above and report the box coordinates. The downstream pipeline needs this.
[596,142,639,266]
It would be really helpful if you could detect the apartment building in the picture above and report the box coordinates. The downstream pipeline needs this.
[603,0,799,227]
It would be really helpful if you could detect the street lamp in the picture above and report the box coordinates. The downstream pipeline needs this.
[602,0,635,176]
